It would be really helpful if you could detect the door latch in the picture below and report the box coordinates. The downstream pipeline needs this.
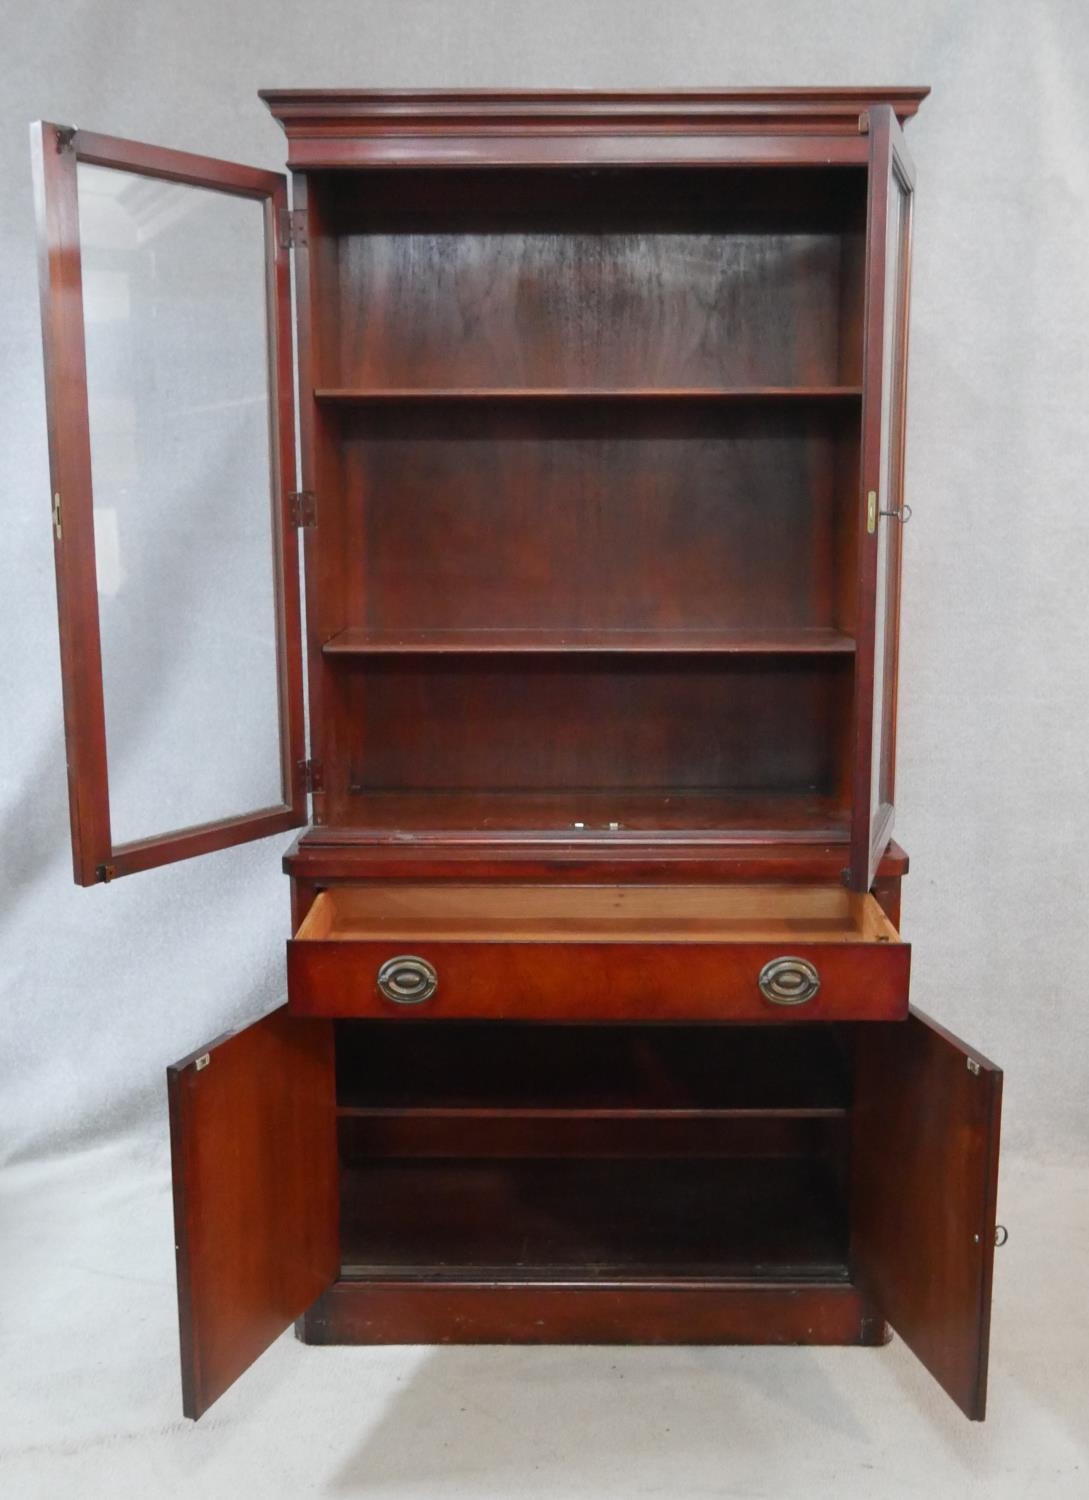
[880,502,913,523]
[868,490,912,534]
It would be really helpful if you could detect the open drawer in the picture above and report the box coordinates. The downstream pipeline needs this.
[286,884,909,1022]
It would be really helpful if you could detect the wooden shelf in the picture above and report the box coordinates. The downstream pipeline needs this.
[315,385,863,404]
[339,1104,846,1121]
[336,789,849,840]
[324,626,856,657]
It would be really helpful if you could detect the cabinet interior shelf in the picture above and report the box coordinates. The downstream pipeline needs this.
[338,1103,846,1119]
[334,789,850,839]
[323,626,856,657]
[334,1025,850,1178]
[314,385,864,405]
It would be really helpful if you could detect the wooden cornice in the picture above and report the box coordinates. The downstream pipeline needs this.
[261,87,927,131]
[259,88,928,168]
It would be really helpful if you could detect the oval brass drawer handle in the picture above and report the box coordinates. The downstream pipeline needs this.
[758,956,820,1006]
[377,955,437,1005]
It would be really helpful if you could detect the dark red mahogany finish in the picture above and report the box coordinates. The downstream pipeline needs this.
[167,1008,337,1419]
[34,87,1003,1426]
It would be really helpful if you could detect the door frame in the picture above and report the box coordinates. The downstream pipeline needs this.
[31,122,306,884]
[849,103,916,891]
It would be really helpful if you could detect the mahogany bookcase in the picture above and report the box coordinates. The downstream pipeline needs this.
[31,88,1003,1424]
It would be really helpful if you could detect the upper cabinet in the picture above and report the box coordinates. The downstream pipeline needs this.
[31,125,306,884]
[34,92,926,890]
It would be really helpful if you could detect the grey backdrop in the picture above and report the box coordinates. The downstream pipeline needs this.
[2,0,1088,1170]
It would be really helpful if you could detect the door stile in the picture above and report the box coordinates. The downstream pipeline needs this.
[32,122,112,885]
[849,104,915,891]
[286,171,328,826]
[266,172,309,836]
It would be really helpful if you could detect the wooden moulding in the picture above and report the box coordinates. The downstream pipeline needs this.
[260,87,930,127]
[261,89,929,172]
[283,835,910,888]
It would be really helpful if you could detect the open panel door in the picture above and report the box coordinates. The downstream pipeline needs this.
[852,1010,1003,1419]
[168,1007,337,1419]
[849,103,915,891]
[31,123,306,885]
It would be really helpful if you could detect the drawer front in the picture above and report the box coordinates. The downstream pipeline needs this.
[287,932,910,1023]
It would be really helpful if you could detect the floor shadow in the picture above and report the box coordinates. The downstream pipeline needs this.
[326,1341,873,1497]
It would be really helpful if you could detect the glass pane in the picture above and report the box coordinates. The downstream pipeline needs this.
[77,163,285,847]
[870,165,911,821]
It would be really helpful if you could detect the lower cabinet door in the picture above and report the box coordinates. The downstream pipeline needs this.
[851,1009,1004,1419]
[167,1006,338,1419]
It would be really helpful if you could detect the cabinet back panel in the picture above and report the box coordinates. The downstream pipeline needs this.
[329,657,851,808]
[335,1021,852,1113]
[336,405,856,634]
[338,1157,849,1279]
[320,167,866,389]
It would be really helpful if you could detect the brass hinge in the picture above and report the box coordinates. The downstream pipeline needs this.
[289,490,316,528]
[298,758,324,795]
[858,110,871,135]
[279,208,307,251]
[867,490,878,534]
[52,492,62,540]
[95,863,117,884]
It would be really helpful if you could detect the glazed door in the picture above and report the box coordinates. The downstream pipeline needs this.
[168,1007,338,1419]
[32,123,306,884]
[849,104,915,891]
[851,1011,1003,1420]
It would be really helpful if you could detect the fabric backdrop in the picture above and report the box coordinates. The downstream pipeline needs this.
[2,0,1087,1168]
